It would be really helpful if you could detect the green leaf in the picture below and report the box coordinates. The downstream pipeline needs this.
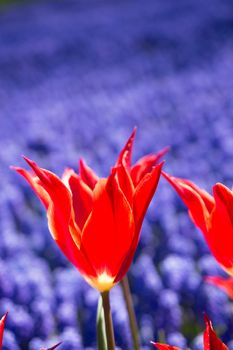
[96,295,107,350]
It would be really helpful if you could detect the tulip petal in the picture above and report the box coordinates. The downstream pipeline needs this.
[131,146,169,186]
[61,168,75,186]
[81,178,115,276]
[17,158,96,278]
[114,165,134,207]
[81,175,134,281]
[116,128,136,168]
[107,172,135,276]
[115,163,163,282]
[206,276,233,299]
[12,167,50,208]
[151,342,180,350]
[134,163,163,231]
[79,159,99,190]
[178,178,215,214]
[162,172,212,234]
[207,184,233,271]
[68,173,93,230]
[0,313,7,349]
[213,183,233,225]
[204,314,228,350]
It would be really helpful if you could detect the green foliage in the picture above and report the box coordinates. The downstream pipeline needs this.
[0,0,26,7]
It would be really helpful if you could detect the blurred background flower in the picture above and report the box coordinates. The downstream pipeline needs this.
[0,0,233,349]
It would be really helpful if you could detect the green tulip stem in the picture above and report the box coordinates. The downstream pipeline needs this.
[121,275,141,350]
[101,291,116,350]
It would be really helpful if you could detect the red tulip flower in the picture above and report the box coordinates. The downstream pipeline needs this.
[13,130,165,292]
[162,172,233,276]
[0,313,7,349]
[206,276,233,300]
[151,314,228,350]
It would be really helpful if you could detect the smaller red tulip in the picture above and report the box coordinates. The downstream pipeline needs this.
[162,172,233,275]
[206,276,233,300]
[151,315,228,350]
[0,313,7,349]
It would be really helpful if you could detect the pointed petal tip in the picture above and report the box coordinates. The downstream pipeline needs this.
[9,165,19,171]
[116,128,138,168]
[203,312,209,322]
[212,183,220,192]
[10,165,29,174]
[46,341,62,350]
[150,342,179,350]
[153,160,165,172]
[79,157,90,166]
[79,158,88,172]
[22,155,34,166]
[1,312,8,322]
[206,275,233,283]
[79,158,84,166]
[164,145,170,152]
[213,182,229,193]
[40,342,62,350]
[131,126,137,136]
[11,155,36,172]
[78,158,99,189]
[122,127,137,151]
[203,314,217,345]
[79,158,85,173]
[21,154,28,161]
[157,146,170,157]
[129,127,137,140]
[10,157,35,173]
[205,275,219,282]
[62,167,75,178]
[150,341,161,349]
[22,155,39,171]
[203,312,212,329]
[22,156,43,171]
[20,156,52,185]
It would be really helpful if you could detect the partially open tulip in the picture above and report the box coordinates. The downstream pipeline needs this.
[0,313,7,349]
[151,314,228,350]
[162,172,233,276]
[206,276,233,300]
[13,130,165,292]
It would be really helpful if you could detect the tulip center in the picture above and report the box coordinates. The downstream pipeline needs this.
[223,265,233,277]
[86,271,115,292]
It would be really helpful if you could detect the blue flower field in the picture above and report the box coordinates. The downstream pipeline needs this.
[0,0,233,349]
